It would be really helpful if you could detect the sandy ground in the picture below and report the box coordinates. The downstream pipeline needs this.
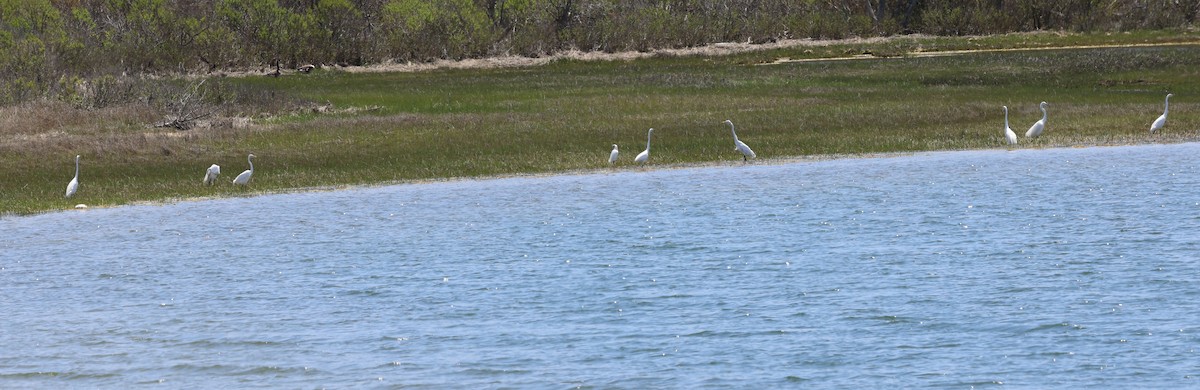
[215,31,1200,77]
[216,35,909,77]
[224,34,952,77]
[764,40,1200,64]
[339,36,905,73]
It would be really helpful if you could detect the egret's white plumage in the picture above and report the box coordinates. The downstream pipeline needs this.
[65,155,80,198]
[725,120,756,160]
[232,154,255,185]
[1150,93,1173,133]
[609,144,619,164]
[203,164,221,185]
[1003,106,1017,145]
[634,128,652,164]
[1025,101,1048,138]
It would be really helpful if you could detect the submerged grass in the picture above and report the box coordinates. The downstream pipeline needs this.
[3,32,1200,215]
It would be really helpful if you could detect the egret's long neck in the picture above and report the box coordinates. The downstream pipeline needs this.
[73,158,80,178]
[728,122,738,141]
[248,156,254,172]
[645,132,652,149]
[1040,105,1047,121]
[1164,95,1171,116]
[1004,108,1009,128]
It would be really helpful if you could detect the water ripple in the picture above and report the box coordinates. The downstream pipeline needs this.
[2,144,1199,387]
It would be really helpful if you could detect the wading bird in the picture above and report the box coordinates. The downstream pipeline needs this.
[1025,101,1048,138]
[725,120,756,161]
[634,129,653,165]
[203,164,221,185]
[233,154,255,185]
[65,155,80,198]
[1003,106,1018,146]
[609,144,619,164]
[1150,93,1173,133]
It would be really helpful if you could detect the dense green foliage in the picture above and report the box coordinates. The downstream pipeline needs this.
[2,0,1198,104]
[3,39,1197,214]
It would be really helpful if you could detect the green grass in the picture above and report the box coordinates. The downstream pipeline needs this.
[3,31,1200,215]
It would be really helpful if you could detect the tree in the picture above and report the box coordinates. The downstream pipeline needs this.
[217,0,293,67]
[0,0,73,103]
[312,0,364,64]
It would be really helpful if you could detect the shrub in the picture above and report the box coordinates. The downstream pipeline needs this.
[2,0,1199,106]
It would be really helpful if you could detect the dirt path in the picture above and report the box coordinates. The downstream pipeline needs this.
[763,40,1200,64]
[220,32,1200,77]
[335,35,906,74]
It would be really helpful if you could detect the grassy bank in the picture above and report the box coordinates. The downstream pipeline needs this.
[2,32,1199,215]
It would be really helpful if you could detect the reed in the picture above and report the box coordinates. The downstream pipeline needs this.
[3,34,1199,215]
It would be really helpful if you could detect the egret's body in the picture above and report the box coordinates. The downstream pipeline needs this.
[725,120,756,160]
[1150,93,1173,133]
[1025,101,1048,138]
[203,164,221,185]
[634,128,652,164]
[609,144,619,164]
[232,154,255,185]
[1003,106,1018,145]
[65,155,80,198]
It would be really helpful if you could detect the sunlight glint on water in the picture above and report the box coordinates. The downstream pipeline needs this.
[2,143,1199,387]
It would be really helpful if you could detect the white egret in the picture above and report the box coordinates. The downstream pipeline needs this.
[1003,106,1017,145]
[232,154,255,185]
[725,120,756,160]
[609,144,619,164]
[1025,101,1048,138]
[634,128,652,164]
[203,164,221,185]
[1150,93,1173,133]
[65,155,80,198]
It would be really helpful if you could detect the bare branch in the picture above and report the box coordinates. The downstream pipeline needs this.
[155,79,220,130]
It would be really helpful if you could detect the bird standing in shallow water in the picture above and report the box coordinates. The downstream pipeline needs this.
[1025,101,1048,138]
[725,120,756,161]
[1150,93,1173,133]
[1003,106,1017,146]
[204,164,221,185]
[634,129,653,165]
[233,154,255,185]
[65,155,80,198]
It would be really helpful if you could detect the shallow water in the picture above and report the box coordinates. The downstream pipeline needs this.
[3,144,1199,388]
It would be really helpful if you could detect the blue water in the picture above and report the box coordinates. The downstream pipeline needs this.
[3,144,1199,388]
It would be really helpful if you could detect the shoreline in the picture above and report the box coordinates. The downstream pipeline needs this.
[42,136,1196,216]
[5,32,1197,217]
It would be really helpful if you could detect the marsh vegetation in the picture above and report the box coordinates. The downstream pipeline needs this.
[1,33,1198,215]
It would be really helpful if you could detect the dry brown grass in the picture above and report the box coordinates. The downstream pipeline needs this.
[341,36,907,73]
[0,100,260,160]
[0,101,151,136]
[242,31,1200,76]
